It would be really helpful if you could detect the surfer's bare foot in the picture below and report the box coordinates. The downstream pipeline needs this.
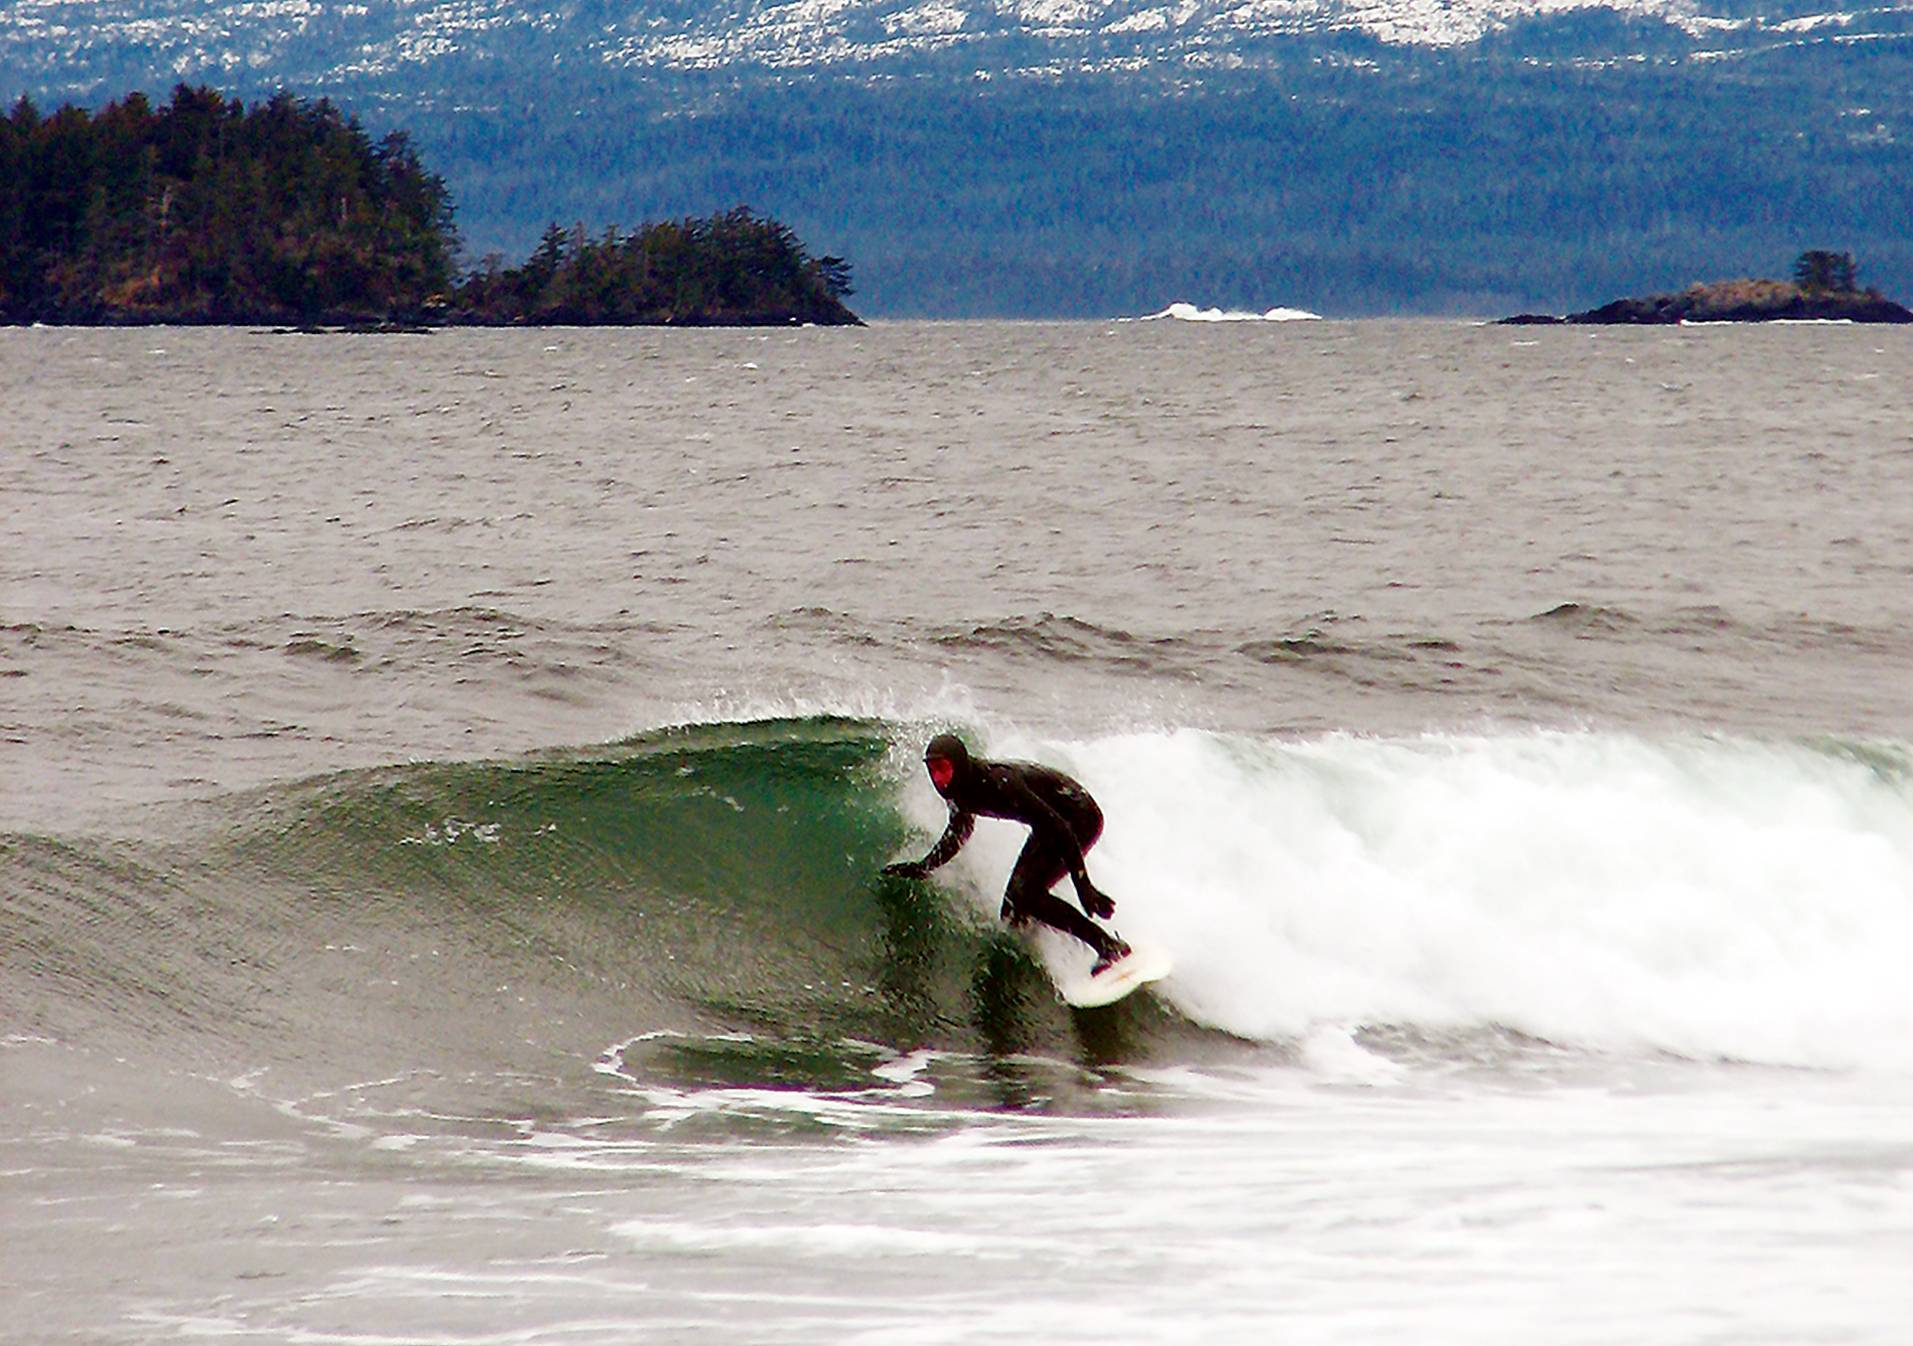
[1090,941,1132,977]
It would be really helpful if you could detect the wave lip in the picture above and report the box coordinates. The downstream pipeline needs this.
[1138,301,1323,323]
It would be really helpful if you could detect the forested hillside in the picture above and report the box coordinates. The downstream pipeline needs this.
[1,87,455,323]
[0,86,861,326]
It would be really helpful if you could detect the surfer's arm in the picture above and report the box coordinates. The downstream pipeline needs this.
[883,807,974,879]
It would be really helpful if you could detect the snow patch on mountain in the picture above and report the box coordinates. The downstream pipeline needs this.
[2,0,1899,89]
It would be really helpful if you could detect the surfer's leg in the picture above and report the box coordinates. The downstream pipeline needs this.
[1003,835,1122,959]
[1020,889,1127,967]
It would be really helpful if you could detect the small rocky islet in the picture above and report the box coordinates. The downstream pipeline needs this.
[1504,253,1911,325]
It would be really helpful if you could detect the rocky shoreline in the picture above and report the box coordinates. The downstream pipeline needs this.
[1505,278,1913,325]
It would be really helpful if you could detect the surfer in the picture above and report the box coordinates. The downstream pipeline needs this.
[883,734,1133,975]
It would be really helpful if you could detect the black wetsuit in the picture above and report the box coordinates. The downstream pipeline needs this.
[886,738,1125,961]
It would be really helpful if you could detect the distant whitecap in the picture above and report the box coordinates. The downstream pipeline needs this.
[1137,301,1323,322]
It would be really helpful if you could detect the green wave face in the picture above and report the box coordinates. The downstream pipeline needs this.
[19,719,1908,1115]
[5,717,1197,1115]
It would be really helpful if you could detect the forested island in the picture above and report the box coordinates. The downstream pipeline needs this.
[1504,252,1912,325]
[0,86,860,327]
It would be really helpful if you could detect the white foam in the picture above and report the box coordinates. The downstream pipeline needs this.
[1137,301,1323,322]
[904,728,1913,1072]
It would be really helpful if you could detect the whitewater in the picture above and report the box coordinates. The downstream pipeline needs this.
[919,726,1913,1072]
[4,320,1912,1344]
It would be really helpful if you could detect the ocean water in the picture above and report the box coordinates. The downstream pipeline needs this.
[3,320,1912,1343]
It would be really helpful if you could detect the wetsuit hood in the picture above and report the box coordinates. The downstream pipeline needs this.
[925,733,970,795]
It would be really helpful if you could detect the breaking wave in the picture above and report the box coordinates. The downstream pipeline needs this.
[7,718,1911,1097]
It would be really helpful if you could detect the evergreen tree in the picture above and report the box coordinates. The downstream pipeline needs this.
[1793,249,1858,294]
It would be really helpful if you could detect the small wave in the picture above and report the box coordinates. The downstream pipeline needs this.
[933,612,1192,675]
[283,635,363,663]
[1235,618,1471,684]
[1137,302,1323,323]
[766,606,885,648]
[1525,602,1912,658]
[1526,602,1640,633]
[1658,606,1909,656]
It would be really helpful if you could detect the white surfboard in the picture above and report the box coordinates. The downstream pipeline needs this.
[1048,941,1173,1009]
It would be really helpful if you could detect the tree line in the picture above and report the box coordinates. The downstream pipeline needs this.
[0,85,859,326]
[459,212,857,326]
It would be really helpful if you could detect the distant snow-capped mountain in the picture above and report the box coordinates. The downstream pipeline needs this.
[3,0,1898,93]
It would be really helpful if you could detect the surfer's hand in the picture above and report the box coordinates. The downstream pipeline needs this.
[1081,886,1115,919]
[882,861,927,880]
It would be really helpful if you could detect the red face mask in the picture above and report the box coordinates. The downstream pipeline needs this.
[927,757,955,792]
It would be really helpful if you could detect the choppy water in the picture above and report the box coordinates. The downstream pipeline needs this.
[4,321,1912,1344]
